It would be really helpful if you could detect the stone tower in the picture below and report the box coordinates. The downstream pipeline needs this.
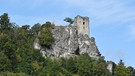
[74,15,89,36]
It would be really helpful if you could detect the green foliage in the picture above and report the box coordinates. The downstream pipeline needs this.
[118,59,124,65]
[0,72,29,76]
[64,17,74,25]
[0,13,11,31]
[0,52,11,71]
[128,66,135,76]
[38,21,54,48]
[21,25,30,30]
[114,60,130,76]
[114,64,130,76]
[31,23,41,34]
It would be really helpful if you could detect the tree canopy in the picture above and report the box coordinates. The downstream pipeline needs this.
[64,17,74,25]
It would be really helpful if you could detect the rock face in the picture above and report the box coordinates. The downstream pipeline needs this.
[78,34,101,59]
[107,61,114,74]
[33,25,102,59]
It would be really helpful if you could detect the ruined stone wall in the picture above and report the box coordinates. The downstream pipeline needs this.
[74,15,89,36]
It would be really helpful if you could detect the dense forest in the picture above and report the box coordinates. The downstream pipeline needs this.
[0,13,135,76]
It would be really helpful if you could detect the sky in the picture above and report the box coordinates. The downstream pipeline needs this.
[0,0,135,68]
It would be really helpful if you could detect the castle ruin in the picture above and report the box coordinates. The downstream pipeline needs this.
[33,15,113,74]
[74,15,90,36]
[34,15,102,59]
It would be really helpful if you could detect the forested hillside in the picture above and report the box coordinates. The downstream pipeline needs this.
[0,13,135,76]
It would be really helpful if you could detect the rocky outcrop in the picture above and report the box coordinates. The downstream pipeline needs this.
[78,34,101,59]
[33,25,103,59]
[48,26,79,58]
[107,61,114,74]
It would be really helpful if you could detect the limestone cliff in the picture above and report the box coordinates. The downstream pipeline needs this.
[33,25,103,59]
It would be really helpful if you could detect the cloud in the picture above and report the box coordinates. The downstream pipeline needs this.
[56,0,135,26]
[57,0,135,41]
[2,0,135,29]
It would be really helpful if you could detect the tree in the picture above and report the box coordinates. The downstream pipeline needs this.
[31,23,41,34]
[0,52,11,71]
[0,13,11,30]
[41,21,54,29]
[64,17,74,25]
[21,25,30,30]
[38,22,54,48]
[114,60,130,76]
[128,66,135,76]
[118,59,124,65]
[114,65,130,76]
[38,28,54,48]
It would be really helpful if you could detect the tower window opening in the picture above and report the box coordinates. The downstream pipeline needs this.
[83,22,85,25]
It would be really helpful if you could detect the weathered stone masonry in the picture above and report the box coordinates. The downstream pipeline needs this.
[74,15,89,36]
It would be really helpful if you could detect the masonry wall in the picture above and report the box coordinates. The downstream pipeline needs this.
[74,15,89,36]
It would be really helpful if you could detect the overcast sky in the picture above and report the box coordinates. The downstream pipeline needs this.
[1,0,135,68]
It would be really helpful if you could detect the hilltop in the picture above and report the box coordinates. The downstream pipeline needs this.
[0,13,135,76]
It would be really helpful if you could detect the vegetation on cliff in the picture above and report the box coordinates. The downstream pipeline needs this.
[38,21,54,48]
[64,17,74,25]
[0,13,135,76]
